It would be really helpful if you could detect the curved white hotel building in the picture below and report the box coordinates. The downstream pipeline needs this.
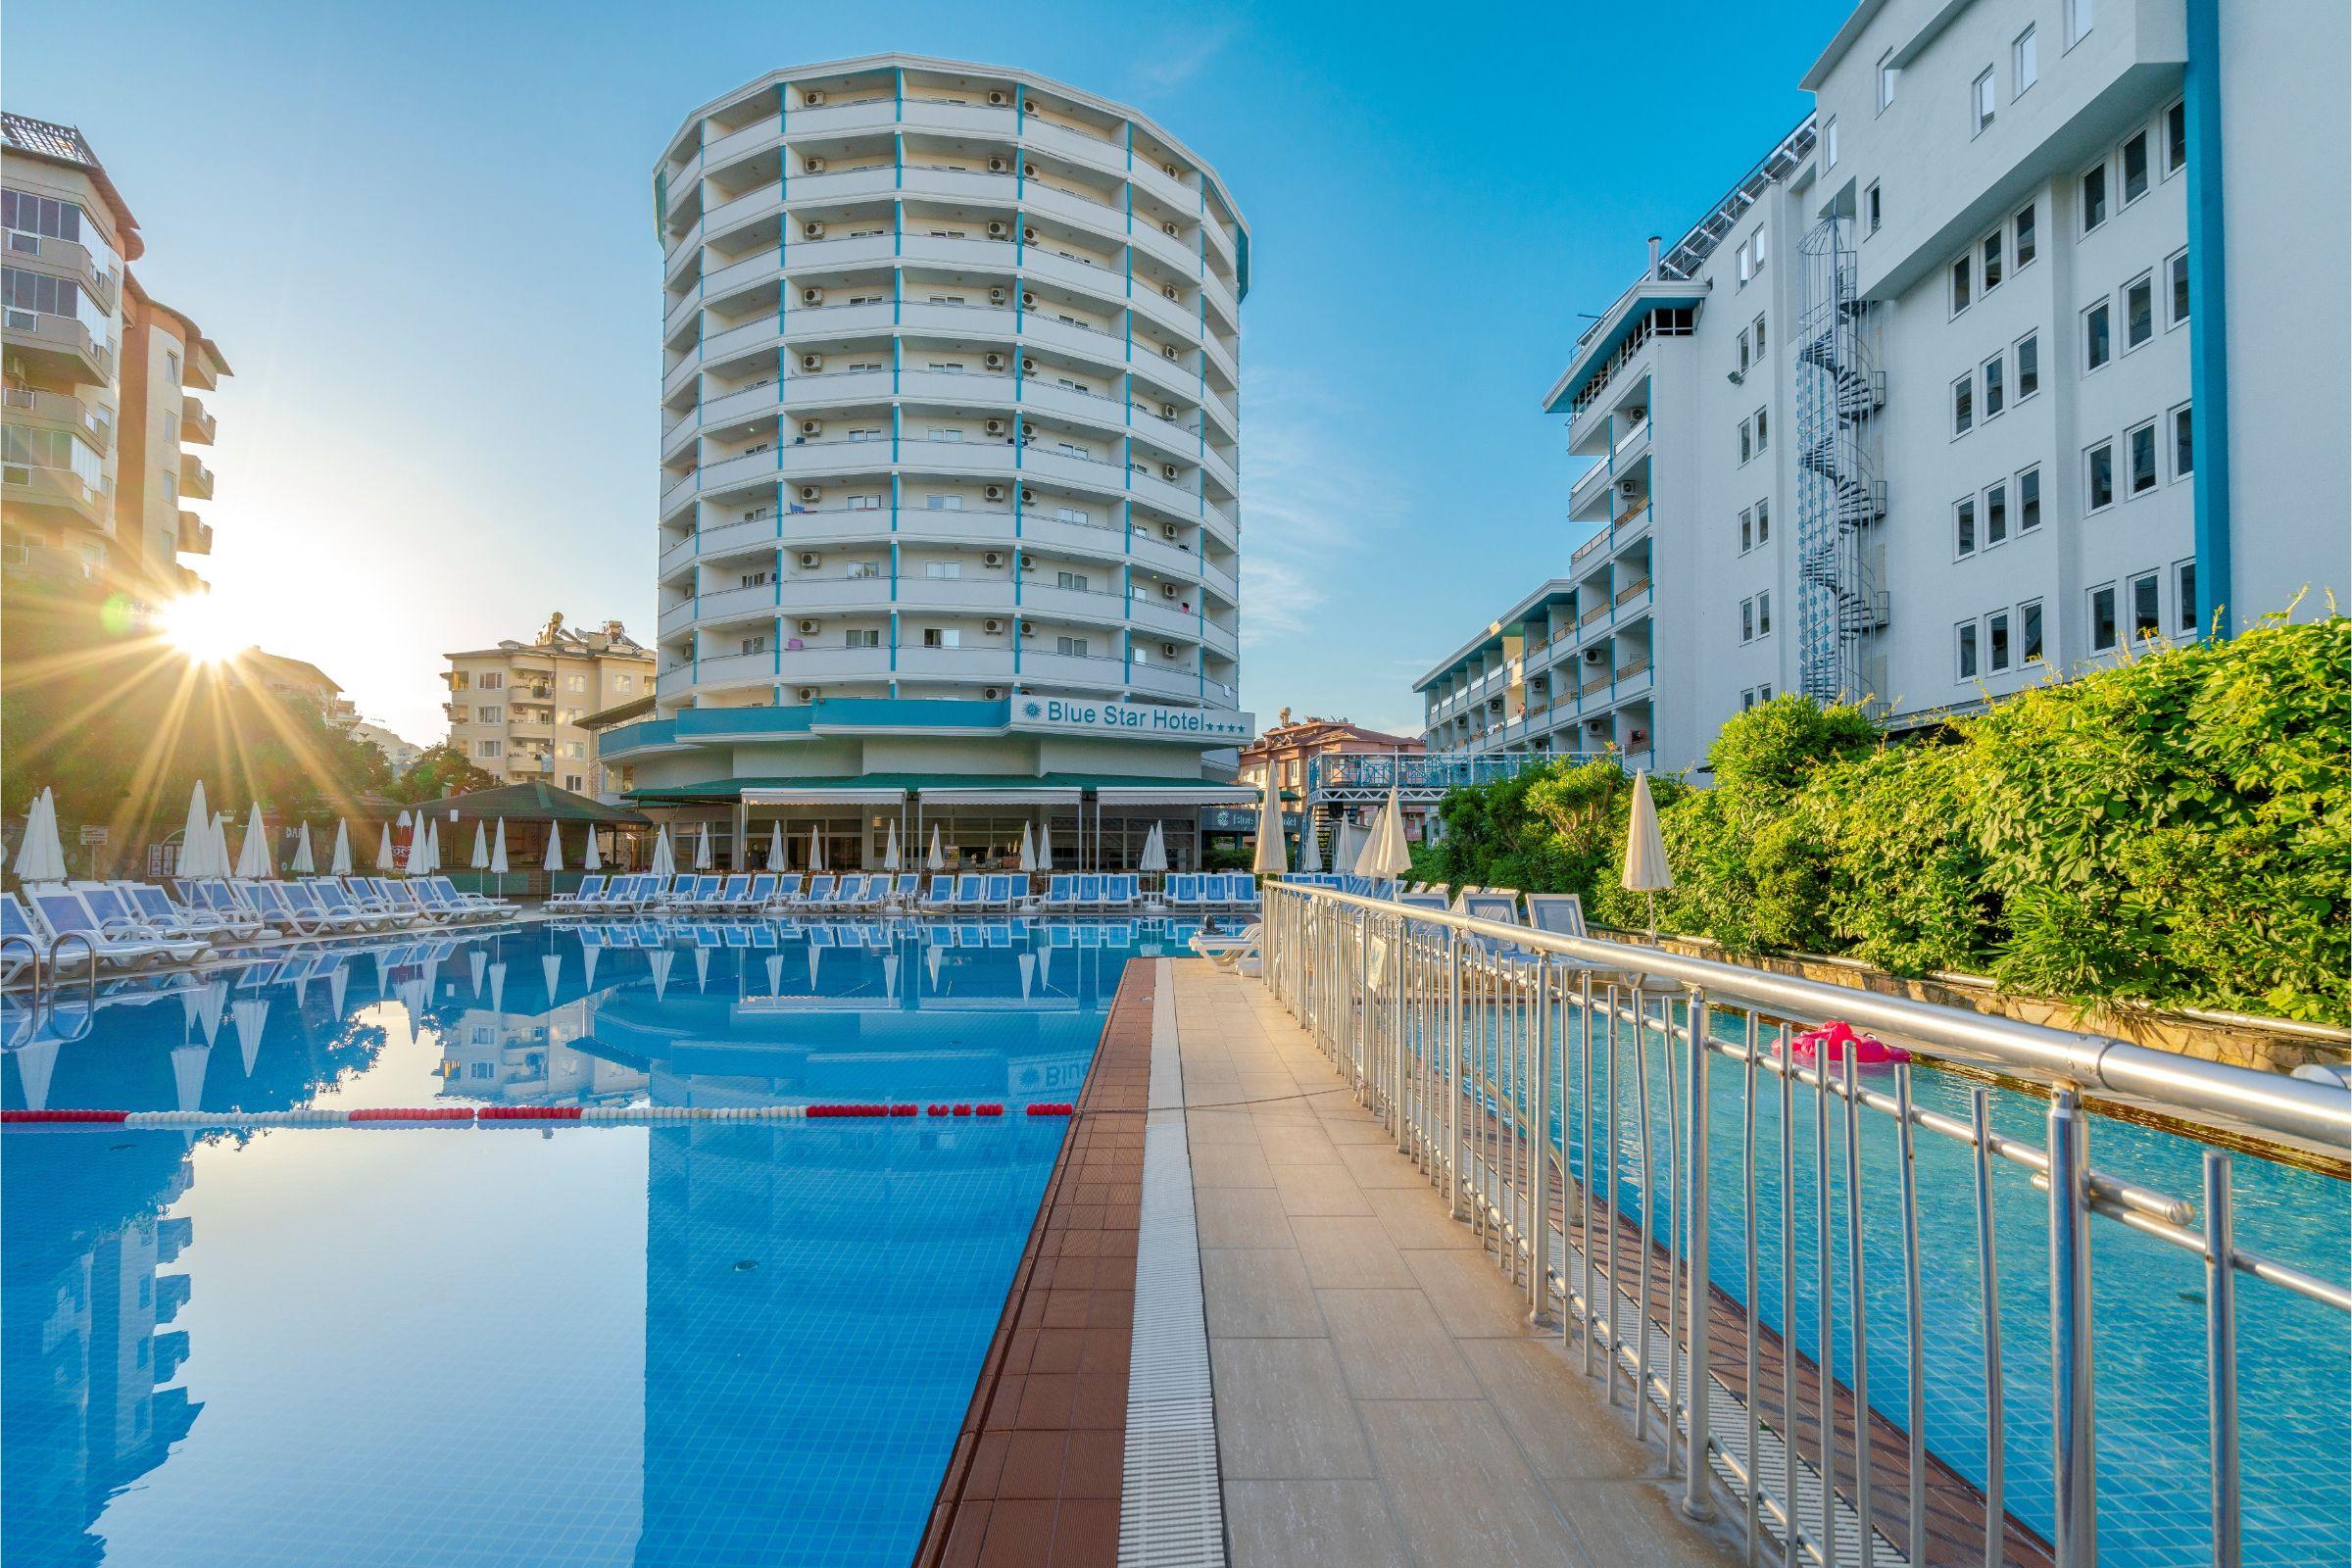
[604,57,1253,866]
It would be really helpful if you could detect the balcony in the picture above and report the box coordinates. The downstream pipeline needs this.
[2,231,118,313]
[177,513,214,556]
[2,310,113,387]
[179,395,217,446]
[2,385,110,454]
[2,464,108,531]
[178,454,216,501]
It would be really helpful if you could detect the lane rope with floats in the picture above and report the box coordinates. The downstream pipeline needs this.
[2,1102,1077,1130]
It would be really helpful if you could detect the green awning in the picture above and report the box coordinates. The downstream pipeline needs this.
[400,780,651,825]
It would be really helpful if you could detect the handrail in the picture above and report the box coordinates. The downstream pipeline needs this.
[1269,883,2350,1150]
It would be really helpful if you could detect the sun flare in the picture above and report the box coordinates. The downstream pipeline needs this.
[159,595,245,665]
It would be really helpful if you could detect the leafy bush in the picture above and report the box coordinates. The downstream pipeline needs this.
[1415,616,2349,1023]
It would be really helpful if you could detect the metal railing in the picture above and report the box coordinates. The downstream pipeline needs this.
[1259,883,2349,1568]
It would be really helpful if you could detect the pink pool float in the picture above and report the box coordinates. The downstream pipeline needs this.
[1788,1020,1912,1068]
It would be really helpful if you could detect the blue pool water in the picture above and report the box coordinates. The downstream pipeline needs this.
[1471,1001,2350,1568]
[1,917,1193,1567]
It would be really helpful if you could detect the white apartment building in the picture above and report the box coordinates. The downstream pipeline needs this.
[612,57,1256,866]
[1423,0,2346,777]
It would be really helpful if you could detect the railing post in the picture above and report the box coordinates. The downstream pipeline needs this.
[1446,927,1463,1221]
[1529,955,1552,1323]
[2204,1151,2240,1568]
[1682,987,1714,1518]
[2047,1089,2098,1568]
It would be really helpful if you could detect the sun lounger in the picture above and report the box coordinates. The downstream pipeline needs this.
[24,886,204,968]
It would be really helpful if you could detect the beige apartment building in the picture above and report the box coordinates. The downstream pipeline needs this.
[2,113,228,597]
[443,615,655,795]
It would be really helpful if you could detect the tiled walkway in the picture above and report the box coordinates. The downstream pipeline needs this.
[1172,959,1746,1568]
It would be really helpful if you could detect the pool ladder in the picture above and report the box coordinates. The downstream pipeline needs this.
[2,932,98,1041]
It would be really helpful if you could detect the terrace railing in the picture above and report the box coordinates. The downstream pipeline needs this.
[1307,752,1588,800]
[1259,882,2349,1568]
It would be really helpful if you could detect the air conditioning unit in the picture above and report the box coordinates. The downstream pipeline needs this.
[983,686,1004,700]
[800,353,824,370]
[1160,642,1180,659]
[985,221,1009,241]
[1160,402,1177,419]
[1161,522,1179,540]
[799,484,823,502]
[1583,647,1606,663]
[1162,162,1180,178]
[1161,463,1179,481]
[1020,619,1038,635]
[801,286,824,305]
[1161,220,1179,237]
[1021,162,1038,178]
[1630,728,1648,745]
[1020,226,1037,245]
[1161,283,1179,301]
[987,286,1007,306]
[797,686,818,701]
[1618,478,1639,497]
[1159,582,1178,599]
[802,156,826,173]
[799,619,821,635]
[803,89,826,107]
[1019,487,1037,505]
[984,352,1006,370]
[797,552,822,569]
[802,220,825,240]
[986,156,1009,173]
[1019,289,1036,308]
[1019,357,1037,374]
[982,551,1005,567]
[983,617,1004,634]
[983,418,1006,437]
[983,483,1006,501]
[1160,343,1180,361]
[799,418,823,436]
[987,90,1009,107]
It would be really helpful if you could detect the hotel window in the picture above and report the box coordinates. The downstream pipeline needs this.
[2083,300,2111,371]
[924,493,964,511]
[2176,560,2198,634]
[847,494,883,511]
[925,361,965,373]
[2121,131,2150,205]
[1865,181,1882,234]
[2167,250,2190,327]
[2021,599,2045,662]
[1754,499,1770,544]
[2172,403,2193,478]
[2166,102,2187,173]
[1753,315,1766,356]
[1738,242,1752,284]
[1739,418,1752,464]
[2131,571,2162,642]
[927,426,964,442]
[924,561,962,579]
[166,350,182,383]
[1956,621,1980,679]
[1878,52,1899,110]
[1972,70,1996,135]
[1741,688,1758,711]
[2086,439,2116,510]
[1056,441,1089,459]
[1954,495,1978,557]
[2067,0,2093,46]
[1950,254,1972,314]
[1055,635,1090,658]
[1055,570,1090,591]
[1754,408,1768,451]
[564,674,586,692]
[1951,374,1974,435]
[565,775,584,793]
[1740,598,1755,643]
[849,427,884,442]
[1753,226,1766,267]
[615,674,633,692]
[844,628,880,649]
[740,634,766,657]
[1,190,85,245]
[1758,684,1773,702]
[1739,507,1754,552]
[2014,202,2037,268]
[1984,354,2005,417]
[2016,332,2040,399]
[2127,419,2158,496]
[2089,584,2119,651]
[2082,164,2108,231]
[1737,330,1749,373]
[478,739,503,759]
[2014,26,2037,93]
[478,672,504,690]
[475,706,503,724]
[1054,505,1091,524]
[738,569,769,589]
[1983,231,2003,292]
[921,627,960,649]
[2124,272,2154,350]
[1757,591,1772,635]
[1985,480,2009,545]
[845,560,882,579]
[1988,610,2013,672]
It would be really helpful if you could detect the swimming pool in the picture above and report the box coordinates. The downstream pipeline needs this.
[1,918,1191,1566]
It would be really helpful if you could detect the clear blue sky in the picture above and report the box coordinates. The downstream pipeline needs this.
[5,0,1849,743]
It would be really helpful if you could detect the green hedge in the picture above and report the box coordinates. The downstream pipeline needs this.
[1414,615,2350,1024]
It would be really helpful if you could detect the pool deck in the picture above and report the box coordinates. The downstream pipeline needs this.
[1171,958,1746,1568]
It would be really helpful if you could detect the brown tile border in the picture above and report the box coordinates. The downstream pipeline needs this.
[914,960,1155,1568]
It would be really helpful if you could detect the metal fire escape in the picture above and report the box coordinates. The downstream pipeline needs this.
[1795,215,1886,707]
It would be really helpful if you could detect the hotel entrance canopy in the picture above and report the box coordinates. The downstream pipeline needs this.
[627,773,1250,808]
